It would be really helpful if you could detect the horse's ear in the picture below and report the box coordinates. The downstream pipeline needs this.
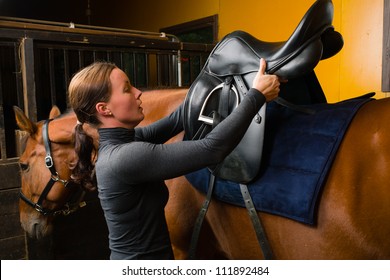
[13,106,37,135]
[49,105,61,119]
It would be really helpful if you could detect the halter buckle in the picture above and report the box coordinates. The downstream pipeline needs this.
[45,155,54,168]
[51,172,69,187]
[34,203,45,214]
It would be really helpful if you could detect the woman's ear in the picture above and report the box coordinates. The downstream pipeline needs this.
[96,102,113,117]
[96,102,108,116]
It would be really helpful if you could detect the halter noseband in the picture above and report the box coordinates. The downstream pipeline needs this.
[19,119,85,216]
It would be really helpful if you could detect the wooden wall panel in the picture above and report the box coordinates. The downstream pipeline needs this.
[0,160,20,190]
[0,188,26,259]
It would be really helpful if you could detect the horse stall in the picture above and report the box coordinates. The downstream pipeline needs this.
[0,17,213,259]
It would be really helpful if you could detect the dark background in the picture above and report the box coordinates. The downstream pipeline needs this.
[0,0,95,25]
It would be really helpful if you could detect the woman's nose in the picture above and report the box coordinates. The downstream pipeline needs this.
[135,88,142,99]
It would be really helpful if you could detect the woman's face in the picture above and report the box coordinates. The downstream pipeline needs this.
[105,68,144,128]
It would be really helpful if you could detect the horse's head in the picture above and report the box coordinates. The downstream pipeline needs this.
[14,106,96,239]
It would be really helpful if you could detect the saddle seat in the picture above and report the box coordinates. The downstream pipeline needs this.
[208,0,343,79]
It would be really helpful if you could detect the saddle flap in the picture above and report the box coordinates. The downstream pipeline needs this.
[211,103,266,183]
[184,72,265,183]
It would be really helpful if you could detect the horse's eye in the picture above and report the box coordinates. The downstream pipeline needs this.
[19,163,29,172]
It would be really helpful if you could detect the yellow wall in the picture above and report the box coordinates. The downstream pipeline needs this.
[339,0,385,100]
[98,0,386,101]
[218,0,385,101]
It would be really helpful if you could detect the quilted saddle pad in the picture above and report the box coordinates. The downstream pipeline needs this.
[186,95,373,225]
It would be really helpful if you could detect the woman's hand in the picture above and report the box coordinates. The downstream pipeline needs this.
[252,58,285,102]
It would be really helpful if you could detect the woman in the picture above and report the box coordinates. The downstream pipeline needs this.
[68,58,281,260]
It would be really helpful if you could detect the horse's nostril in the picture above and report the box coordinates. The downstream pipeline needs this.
[22,216,51,240]
[33,223,42,239]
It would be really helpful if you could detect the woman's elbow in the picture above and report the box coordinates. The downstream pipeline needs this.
[208,148,230,165]
[200,137,235,165]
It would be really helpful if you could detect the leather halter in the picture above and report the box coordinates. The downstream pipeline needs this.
[19,119,85,216]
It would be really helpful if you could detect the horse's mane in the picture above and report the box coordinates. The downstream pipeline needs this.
[55,108,76,119]
[142,86,185,91]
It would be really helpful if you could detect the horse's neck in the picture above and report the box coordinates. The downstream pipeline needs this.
[54,112,99,145]
[140,88,187,126]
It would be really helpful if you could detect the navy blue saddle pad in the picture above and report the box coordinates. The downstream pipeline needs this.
[185,94,374,225]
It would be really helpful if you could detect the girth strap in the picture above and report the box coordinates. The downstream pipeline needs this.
[239,183,274,259]
[189,174,216,260]
[189,174,274,259]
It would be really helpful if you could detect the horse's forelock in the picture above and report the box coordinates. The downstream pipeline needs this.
[18,133,29,154]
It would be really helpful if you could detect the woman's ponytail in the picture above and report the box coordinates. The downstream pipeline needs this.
[72,123,97,191]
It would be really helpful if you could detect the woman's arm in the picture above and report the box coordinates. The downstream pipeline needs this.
[111,88,265,183]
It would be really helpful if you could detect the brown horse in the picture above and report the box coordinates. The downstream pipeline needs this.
[14,88,390,259]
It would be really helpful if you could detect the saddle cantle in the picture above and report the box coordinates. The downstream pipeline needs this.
[184,0,343,183]
[207,0,343,80]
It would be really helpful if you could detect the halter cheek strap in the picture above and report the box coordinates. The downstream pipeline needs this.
[43,119,69,188]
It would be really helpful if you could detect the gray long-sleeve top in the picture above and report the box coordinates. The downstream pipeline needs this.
[96,88,265,259]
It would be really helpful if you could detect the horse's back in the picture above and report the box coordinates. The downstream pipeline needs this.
[191,97,390,259]
[273,97,390,259]
[320,97,390,258]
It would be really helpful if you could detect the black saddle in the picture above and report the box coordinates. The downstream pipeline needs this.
[183,0,343,183]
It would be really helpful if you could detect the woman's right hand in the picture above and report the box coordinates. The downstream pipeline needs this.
[252,58,284,102]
